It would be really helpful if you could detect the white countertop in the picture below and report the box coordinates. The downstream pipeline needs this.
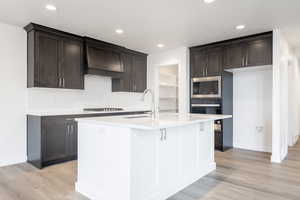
[76,113,232,130]
[27,108,149,116]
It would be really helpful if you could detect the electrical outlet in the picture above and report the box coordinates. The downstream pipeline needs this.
[256,126,264,133]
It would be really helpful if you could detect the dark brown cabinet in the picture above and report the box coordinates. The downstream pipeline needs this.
[25,23,147,92]
[223,33,272,69]
[245,36,272,67]
[206,47,223,76]
[43,118,78,163]
[27,111,146,169]
[190,48,207,77]
[43,117,69,163]
[223,42,245,69]
[190,46,223,77]
[61,40,84,89]
[132,54,147,92]
[25,23,84,89]
[112,51,147,92]
[191,32,273,76]
[35,32,60,88]
[27,115,78,169]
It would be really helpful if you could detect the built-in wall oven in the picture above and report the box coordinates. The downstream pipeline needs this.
[191,76,222,98]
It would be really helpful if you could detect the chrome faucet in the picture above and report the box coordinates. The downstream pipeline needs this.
[141,89,157,120]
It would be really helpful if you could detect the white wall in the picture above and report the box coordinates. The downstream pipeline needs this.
[0,22,27,167]
[147,47,190,114]
[0,22,149,167]
[287,56,300,146]
[233,67,273,152]
[272,29,300,163]
[28,75,149,112]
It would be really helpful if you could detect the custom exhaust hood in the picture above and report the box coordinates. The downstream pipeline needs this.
[84,37,124,77]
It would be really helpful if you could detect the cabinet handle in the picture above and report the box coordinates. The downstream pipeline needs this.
[245,55,248,66]
[59,78,62,87]
[164,129,167,140]
[242,58,245,66]
[206,68,208,76]
[62,78,65,88]
[160,129,164,141]
[70,125,74,134]
[67,125,70,135]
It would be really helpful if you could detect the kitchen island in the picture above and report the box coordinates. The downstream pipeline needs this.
[75,113,231,200]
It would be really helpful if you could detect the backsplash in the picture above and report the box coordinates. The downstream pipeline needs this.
[27,75,149,112]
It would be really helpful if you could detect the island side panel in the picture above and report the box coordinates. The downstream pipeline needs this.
[130,121,216,200]
[76,122,131,200]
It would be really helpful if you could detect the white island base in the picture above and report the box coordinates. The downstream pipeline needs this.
[75,114,229,200]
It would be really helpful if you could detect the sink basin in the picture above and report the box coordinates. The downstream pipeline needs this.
[123,115,150,119]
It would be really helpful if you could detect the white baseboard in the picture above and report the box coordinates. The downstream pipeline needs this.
[0,157,27,168]
[271,154,282,163]
[293,135,299,146]
[233,143,272,153]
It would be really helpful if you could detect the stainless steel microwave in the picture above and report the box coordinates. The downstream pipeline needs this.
[191,76,222,98]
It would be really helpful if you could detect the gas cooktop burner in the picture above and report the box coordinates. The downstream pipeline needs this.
[83,108,124,112]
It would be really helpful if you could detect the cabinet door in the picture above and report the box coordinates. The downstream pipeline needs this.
[206,47,223,76]
[112,53,133,92]
[131,131,160,200]
[157,128,179,195]
[36,32,59,88]
[199,122,214,164]
[215,131,223,151]
[245,36,272,67]
[60,39,84,89]
[223,42,245,69]
[190,49,207,77]
[42,118,69,162]
[133,54,147,92]
[178,125,199,183]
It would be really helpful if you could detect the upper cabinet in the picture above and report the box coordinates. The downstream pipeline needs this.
[223,33,273,69]
[245,36,272,67]
[112,51,147,92]
[223,41,245,69]
[191,32,273,77]
[190,48,207,77]
[25,23,84,89]
[190,46,223,77]
[24,23,147,92]
[206,46,223,76]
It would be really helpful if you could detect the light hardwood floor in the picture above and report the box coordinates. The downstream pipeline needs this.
[1,140,300,200]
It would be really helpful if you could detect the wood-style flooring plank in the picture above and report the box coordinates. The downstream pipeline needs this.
[0,141,300,200]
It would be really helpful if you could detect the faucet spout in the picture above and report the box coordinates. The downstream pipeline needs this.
[141,89,157,120]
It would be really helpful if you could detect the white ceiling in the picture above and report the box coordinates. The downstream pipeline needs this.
[0,0,300,54]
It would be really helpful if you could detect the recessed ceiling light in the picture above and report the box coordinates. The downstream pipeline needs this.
[157,44,165,48]
[203,0,215,4]
[115,29,124,34]
[236,25,245,30]
[45,4,57,11]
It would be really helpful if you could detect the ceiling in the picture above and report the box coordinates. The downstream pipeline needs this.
[0,0,300,54]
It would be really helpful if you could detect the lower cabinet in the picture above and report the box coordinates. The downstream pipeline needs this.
[27,111,146,169]
[131,121,215,200]
[27,115,78,168]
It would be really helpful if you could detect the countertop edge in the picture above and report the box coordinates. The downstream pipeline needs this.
[76,114,232,130]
